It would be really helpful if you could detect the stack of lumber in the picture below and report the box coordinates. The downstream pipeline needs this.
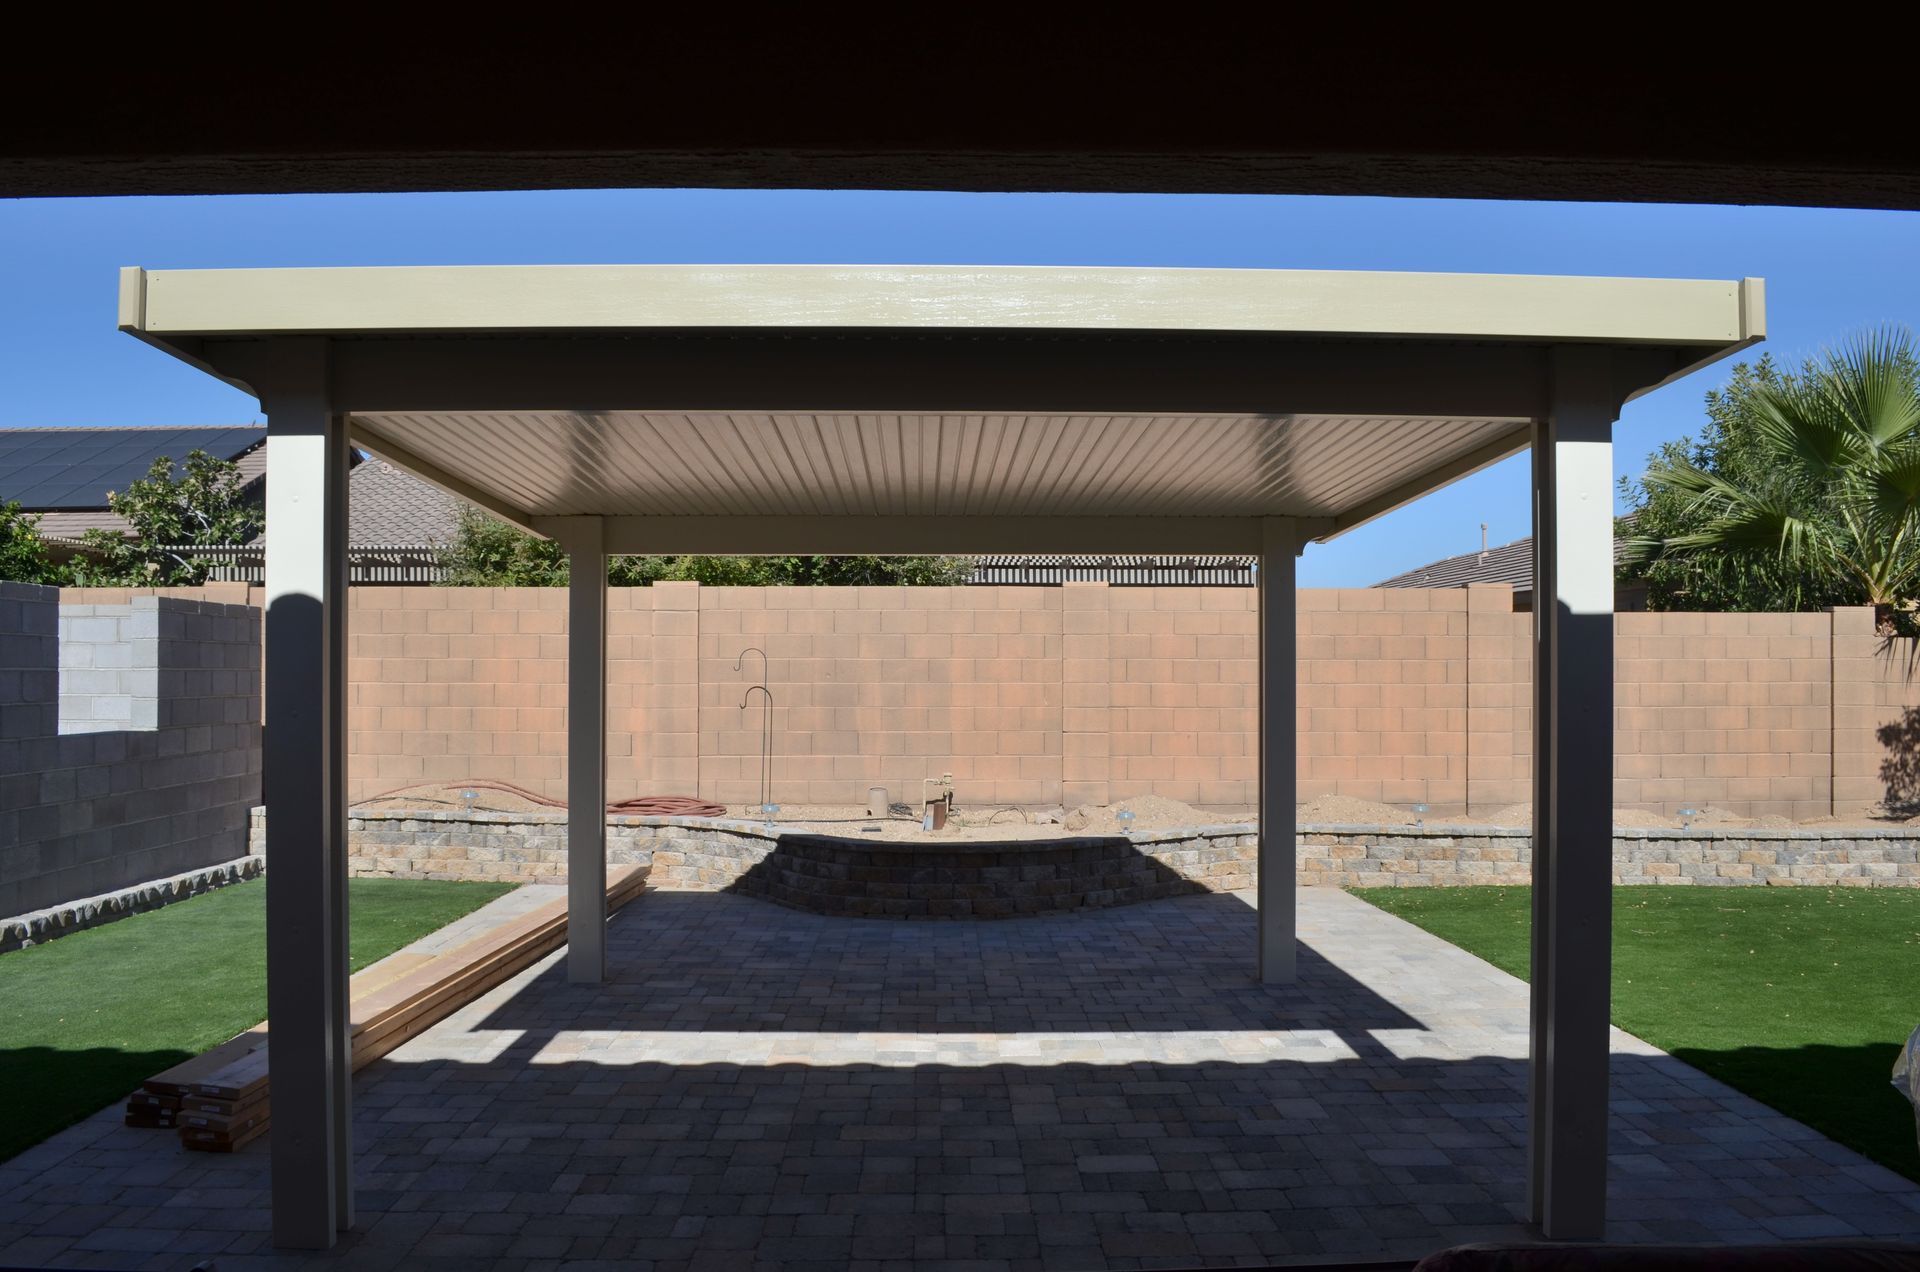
[124,865,646,1152]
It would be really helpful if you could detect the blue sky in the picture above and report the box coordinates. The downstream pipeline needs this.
[2,189,1917,586]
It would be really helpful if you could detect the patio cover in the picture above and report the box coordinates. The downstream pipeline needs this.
[119,263,1764,1250]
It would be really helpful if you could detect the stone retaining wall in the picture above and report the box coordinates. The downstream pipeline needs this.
[1299,824,1920,888]
[252,808,1920,898]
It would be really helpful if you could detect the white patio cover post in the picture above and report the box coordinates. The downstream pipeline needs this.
[560,517,609,983]
[1528,346,1618,1240]
[1258,517,1300,983]
[259,342,354,1248]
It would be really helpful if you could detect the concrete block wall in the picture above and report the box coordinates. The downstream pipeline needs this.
[2,583,261,917]
[52,582,1920,820]
[346,587,575,801]
[58,602,159,732]
[324,584,1920,817]
[1613,609,1839,819]
[697,584,1063,808]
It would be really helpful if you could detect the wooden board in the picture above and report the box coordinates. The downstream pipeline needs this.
[124,1110,176,1129]
[346,950,437,997]
[180,1088,267,1117]
[190,1045,269,1103]
[179,1102,270,1137]
[126,1091,180,1112]
[141,868,648,1123]
[182,1117,269,1152]
[142,1023,268,1095]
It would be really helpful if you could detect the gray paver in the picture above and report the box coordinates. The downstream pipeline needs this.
[1,887,1915,1268]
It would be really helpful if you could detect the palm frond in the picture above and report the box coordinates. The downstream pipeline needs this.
[1655,484,1834,568]
[1745,377,1863,481]
[1617,534,1665,567]
[1863,445,1920,524]
[1821,326,1920,452]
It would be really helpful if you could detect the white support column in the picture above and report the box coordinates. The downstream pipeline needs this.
[1257,517,1299,983]
[1529,346,1618,1241]
[564,518,609,983]
[260,342,353,1249]
[323,408,352,1233]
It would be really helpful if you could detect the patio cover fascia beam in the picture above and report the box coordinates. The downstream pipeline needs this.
[121,265,1764,345]
[548,514,1321,557]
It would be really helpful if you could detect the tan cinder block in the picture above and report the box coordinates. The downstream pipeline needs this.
[326,588,1920,821]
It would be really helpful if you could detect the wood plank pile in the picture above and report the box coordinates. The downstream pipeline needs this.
[123,866,647,1152]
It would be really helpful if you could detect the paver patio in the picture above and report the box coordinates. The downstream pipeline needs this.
[3,886,1917,1270]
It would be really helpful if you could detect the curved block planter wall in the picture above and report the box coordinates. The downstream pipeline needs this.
[703,832,1253,918]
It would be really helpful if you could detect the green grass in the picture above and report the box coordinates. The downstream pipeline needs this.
[1352,885,1920,1181]
[0,877,513,1162]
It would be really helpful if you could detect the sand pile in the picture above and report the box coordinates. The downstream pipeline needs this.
[1294,794,1419,826]
[1063,795,1214,834]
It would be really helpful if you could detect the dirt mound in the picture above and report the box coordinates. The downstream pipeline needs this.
[1295,794,1418,826]
[1611,808,1677,828]
[1477,802,1532,827]
[1063,795,1213,834]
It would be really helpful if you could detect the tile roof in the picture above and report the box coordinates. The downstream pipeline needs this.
[1375,537,1537,590]
[344,459,464,547]
[1375,518,1635,591]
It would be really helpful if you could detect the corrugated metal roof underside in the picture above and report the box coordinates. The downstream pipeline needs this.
[350,411,1526,520]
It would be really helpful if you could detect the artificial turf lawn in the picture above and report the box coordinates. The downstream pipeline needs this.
[0,877,514,1163]
[1351,885,1920,1182]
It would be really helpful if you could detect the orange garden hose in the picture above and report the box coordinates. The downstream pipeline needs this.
[356,779,725,818]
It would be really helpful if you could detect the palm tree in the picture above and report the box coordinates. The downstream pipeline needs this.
[1629,328,1920,626]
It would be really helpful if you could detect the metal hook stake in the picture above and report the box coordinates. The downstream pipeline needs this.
[740,684,774,812]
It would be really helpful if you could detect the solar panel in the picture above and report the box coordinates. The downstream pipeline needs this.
[0,427,265,510]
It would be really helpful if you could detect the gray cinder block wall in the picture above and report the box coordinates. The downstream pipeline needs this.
[0,583,262,917]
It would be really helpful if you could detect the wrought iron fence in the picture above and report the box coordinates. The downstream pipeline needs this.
[154,544,448,585]
[969,555,1255,586]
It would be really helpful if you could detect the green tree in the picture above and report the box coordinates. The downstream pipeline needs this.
[437,508,975,587]
[438,506,570,586]
[1621,330,1920,625]
[0,500,68,584]
[67,450,264,586]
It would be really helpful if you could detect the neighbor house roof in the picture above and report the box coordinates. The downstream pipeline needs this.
[1,426,266,541]
[1375,520,1636,592]
[345,460,465,546]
